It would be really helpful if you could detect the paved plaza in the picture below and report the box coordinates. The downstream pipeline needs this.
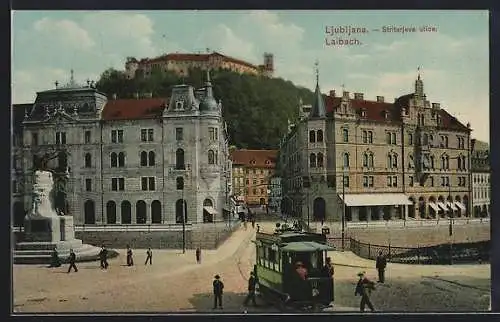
[13,222,490,313]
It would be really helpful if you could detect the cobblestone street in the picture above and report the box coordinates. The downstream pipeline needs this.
[13,222,490,313]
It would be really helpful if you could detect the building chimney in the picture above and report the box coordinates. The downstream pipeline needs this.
[354,92,364,100]
[329,90,336,97]
[112,93,117,100]
[432,103,440,109]
[343,91,350,98]
[376,96,384,103]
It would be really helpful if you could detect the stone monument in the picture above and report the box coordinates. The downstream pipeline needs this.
[14,170,112,264]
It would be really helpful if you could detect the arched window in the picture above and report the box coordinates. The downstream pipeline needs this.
[208,150,215,164]
[457,156,462,170]
[176,148,185,169]
[387,154,392,169]
[392,154,398,168]
[84,153,92,168]
[309,130,316,143]
[369,153,374,168]
[317,153,324,167]
[121,201,131,224]
[106,201,116,224]
[140,151,148,166]
[317,130,323,142]
[148,151,155,166]
[136,200,147,224]
[118,152,125,167]
[342,129,349,142]
[151,200,162,224]
[423,133,429,145]
[386,132,391,144]
[309,153,316,168]
[343,153,350,168]
[110,152,118,167]
[84,200,96,224]
[176,176,184,190]
[362,130,367,143]
[430,155,435,169]
[363,153,368,167]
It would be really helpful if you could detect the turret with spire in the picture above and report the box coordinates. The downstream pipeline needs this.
[415,66,425,99]
[309,60,326,118]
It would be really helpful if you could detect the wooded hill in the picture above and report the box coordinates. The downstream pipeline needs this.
[96,67,315,149]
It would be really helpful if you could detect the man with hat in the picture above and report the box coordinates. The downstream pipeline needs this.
[354,271,375,312]
[213,274,224,309]
[243,271,257,307]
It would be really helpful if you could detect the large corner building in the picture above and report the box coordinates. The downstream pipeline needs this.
[12,71,232,227]
[279,70,473,223]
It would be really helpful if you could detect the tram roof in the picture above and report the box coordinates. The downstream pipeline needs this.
[281,241,335,252]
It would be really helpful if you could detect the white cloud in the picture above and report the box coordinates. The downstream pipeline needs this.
[33,17,95,50]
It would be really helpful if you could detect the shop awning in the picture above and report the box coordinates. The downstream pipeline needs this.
[281,241,335,252]
[339,193,413,207]
[447,202,458,211]
[437,202,447,211]
[429,203,440,212]
[203,206,218,215]
[454,202,466,211]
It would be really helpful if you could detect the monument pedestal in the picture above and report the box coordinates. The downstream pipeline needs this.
[14,216,115,264]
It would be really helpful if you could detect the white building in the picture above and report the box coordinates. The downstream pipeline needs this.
[12,70,232,227]
[471,139,490,217]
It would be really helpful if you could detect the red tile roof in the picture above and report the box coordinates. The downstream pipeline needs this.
[102,98,167,121]
[141,52,258,70]
[325,94,469,131]
[230,149,278,168]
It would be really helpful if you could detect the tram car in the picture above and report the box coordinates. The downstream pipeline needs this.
[253,223,334,311]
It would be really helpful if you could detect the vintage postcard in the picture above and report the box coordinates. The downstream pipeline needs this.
[11,10,490,313]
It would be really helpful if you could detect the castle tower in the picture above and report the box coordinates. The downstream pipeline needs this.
[263,53,274,77]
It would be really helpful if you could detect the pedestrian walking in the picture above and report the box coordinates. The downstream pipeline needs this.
[126,245,134,266]
[256,224,260,233]
[251,218,256,229]
[196,247,202,264]
[376,251,387,283]
[212,274,224,309]
[243,271,257,306]
[67,249,78,273]
[355,271,375,312]
[145,247,152,265]
[99,245,109,269]
[323,257,334,277]
[49,247,61,268]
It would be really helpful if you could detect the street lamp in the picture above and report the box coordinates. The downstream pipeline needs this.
[341,172,346,252]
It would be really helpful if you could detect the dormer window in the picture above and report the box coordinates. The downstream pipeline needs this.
[265,160,270,165]
[175,100,184,110]
[383,110,389,120]
[250,159,256,165]
[360,109,367,117]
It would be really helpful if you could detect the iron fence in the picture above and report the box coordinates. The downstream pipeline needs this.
[348,237,490,265]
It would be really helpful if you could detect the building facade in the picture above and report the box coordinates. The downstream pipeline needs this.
[268,175,282,212]
[279,70,472,223]
[125,51,274,79]
[12,71,231,227]
[471,139,490,217]
[230,149,278,206]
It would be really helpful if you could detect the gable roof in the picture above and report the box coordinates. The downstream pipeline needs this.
[101,98,167,121]
[230,149,278,168]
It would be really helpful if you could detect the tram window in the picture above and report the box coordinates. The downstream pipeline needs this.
[311,252,319,269]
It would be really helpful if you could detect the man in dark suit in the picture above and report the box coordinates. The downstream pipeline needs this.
[67,249,78,273]
[376,251,387,283]
[243,271,257,306]
[212,275,224,309]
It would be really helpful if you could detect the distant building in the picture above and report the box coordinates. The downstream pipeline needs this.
[230,149,278,206]
[124,51,274,79]
[278,68,472,223]
[268,175,282,212]
[471,139,490,217]
[11,70,232,227]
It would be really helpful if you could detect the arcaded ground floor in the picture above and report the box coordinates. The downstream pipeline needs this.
[13,222,490,313]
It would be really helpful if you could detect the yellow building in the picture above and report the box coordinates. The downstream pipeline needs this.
[279,71,472,223]
[230,149,278,206]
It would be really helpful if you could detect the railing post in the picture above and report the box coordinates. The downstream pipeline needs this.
[368,243,371,259]
[388,243,391,260]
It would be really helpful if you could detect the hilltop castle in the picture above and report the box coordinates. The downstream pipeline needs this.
[124,51,274,79]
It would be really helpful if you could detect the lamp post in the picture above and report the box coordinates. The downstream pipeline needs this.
[447,181,453,264]
[181,187,186,254]
[342,173,346,252]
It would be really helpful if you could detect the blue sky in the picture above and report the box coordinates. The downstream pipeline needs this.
[12,10,489,142]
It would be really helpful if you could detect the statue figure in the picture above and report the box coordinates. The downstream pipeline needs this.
[28,170,58,218]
